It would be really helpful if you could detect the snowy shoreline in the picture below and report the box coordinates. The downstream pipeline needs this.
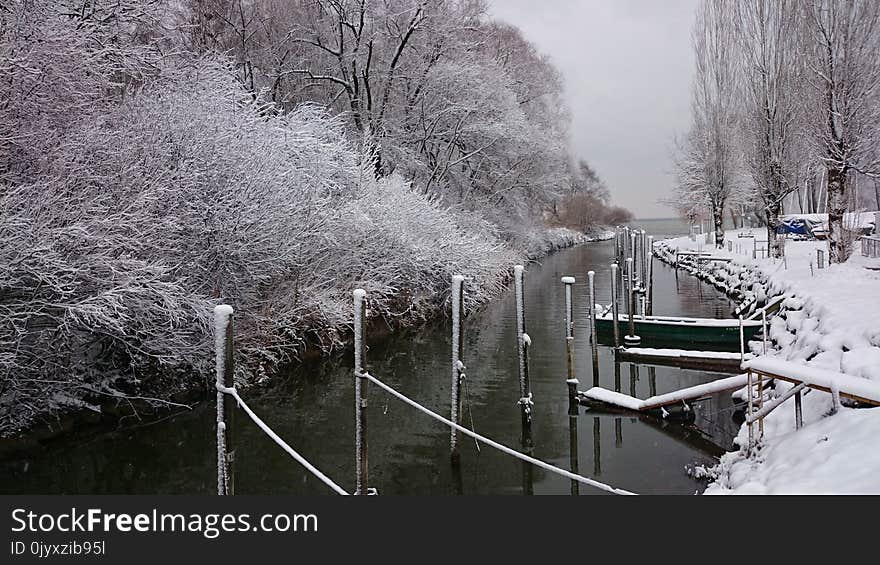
[654,230,880,494]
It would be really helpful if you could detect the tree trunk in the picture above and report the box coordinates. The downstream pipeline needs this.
[827,165,849,263]
[765,200,783,258]
[712,203,725,248]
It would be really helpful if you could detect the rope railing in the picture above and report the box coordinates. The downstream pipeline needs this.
[359,370,636,496]
[214,305,349,496]
[217,383,350,496]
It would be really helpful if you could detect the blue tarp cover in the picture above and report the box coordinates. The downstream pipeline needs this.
[777,218,813,235]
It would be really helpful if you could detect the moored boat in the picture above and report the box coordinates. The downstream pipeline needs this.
[595,311,762,349]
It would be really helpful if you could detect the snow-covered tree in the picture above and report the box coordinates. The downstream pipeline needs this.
[682,0,741,248]
[732,0,807,257]
[798,0,880,262]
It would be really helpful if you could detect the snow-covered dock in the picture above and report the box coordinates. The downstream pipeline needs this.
[743,357,880,406]
[579,374,750,413]
[616,347,753,373]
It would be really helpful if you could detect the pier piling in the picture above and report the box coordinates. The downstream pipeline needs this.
[624,257,640,345]
[450,275,465,465]
[562,276,577,409]
[353,289,369,494]
[646,236,654,315]
[514,265,532,436]
[215,306,235,495]
[588,270,599,387]
[610,263,621,348]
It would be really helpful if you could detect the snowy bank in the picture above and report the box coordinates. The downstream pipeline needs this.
[521,227,615,259]
[655,229,880,494]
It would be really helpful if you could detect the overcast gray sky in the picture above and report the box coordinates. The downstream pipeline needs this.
[487,0,699,218]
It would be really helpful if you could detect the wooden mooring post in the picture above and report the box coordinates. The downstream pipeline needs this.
[562,276,578,411]
[215,305,235,495]
[646,236,654,316]
[569,413,579,495]
[610,263,621,348]
[450,275,465,465]
[588,270,600,387]
[514,265,532,436]
[592,416,601,477]
[624,257,640,345]
[629,232,638,285]
[747,368,754,453]
[353,289,369,495]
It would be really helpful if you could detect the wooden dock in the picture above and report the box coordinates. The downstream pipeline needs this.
[615,347,752,373]
[579,373,750,413]
[743,358,880,406]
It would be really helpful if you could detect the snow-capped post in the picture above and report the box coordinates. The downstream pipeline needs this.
[514,265,532,434]
[761,309,768,355]
[817,249,825,269]
[214,304,235,495]
[561,276,577,411]
[641,231,648,286]
[646,236,654,315]
[353,289,369,495]
[638,230,645,283]
[588,270,599,387]
[753,238,757,259]
[747,368,754,454]
[624,258,640,345]
[610,263,621,348]
[630,232,638,285]
[738,314,745,365]
[830,381,841,414]
[794,389,803,429]
[757,372,764,439]
[450,275,465,465]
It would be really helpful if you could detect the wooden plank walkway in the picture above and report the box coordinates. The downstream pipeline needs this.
[581,357,880,414]
[579,374,750,412]
[616,347,752,373]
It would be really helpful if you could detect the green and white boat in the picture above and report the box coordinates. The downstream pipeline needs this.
[595,311,762,349]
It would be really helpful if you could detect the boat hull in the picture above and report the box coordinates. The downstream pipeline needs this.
[596,315,761,350]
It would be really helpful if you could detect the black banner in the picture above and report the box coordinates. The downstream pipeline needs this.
[0,495,865,562]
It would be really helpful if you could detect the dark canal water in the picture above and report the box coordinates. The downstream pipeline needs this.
[0,220,742,495]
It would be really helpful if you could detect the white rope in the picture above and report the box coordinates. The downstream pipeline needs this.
[360,372,636,495]
[217,384,350,496]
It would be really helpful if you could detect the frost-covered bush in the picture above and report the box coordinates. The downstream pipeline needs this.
[3,1,595,437]
[0,56,516,434]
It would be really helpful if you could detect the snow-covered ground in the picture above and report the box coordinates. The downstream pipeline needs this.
[655,228,880,494]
